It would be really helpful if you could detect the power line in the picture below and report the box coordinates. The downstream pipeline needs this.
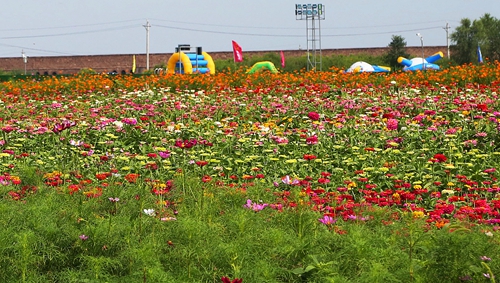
[0,19,144,32]
[154,24,443,38]
[0,42,78,56]
[0,25,139,40]
[150,17,447,30]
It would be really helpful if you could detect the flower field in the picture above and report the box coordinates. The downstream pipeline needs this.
[1,63,500,282]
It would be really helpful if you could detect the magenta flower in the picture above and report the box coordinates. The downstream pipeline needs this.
[386,118,398,131]
[52,120,76,134]
[318,215,336,225]
[243,199,268,212]
[308,111,320,121]
[121,117,138,125]
[79,234,89,241]
[158,151,171,158]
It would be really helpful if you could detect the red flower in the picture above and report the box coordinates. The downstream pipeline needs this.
[318,178,330,184]
[431,153,447,163]
[95,173,109,180]
[306,135,318,145]
[195,160,208,167]
[308,111,320,121]
[175,139,197,149]
[221,277,243,283]
[201,175,212,183]
[303,154,317,160]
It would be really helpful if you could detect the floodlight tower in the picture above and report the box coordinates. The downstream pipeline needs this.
[295,4,325,71]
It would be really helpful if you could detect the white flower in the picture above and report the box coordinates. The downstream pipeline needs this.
[113,121,123,128]
[485,231,493,237]
[143,209,155,216]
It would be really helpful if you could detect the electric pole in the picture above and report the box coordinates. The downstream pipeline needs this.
[22,50,28,75]
[143,20,151,70]
[443,22,450,59]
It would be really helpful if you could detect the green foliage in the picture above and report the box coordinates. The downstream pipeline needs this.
[383,35,411,71]
[78,68,97,75]
[1,180,500,282]
[451,13,500,64]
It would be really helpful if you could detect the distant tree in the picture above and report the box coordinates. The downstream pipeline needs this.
[450,18,481,64]
[477,14,500,62]
[384,35,411,70]
[450,14,500,64]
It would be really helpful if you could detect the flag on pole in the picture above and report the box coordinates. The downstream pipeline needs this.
[477,46,483,63]
[132,55,137,73]
[232,40,243,62]
[280,50,285,68]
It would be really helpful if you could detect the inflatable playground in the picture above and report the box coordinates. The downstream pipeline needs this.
[167,45,215,74]
[397,52,444,71]
[247,61,279,74]
[345,61,391,73]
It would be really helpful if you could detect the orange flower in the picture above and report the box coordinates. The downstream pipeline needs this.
[124,173,140,183]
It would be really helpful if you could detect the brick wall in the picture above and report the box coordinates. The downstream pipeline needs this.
[0,46,447,75]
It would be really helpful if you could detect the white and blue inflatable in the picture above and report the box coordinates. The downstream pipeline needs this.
[397,52,443,71]
[345,61,391,73]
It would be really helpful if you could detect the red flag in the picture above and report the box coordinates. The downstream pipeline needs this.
[232,40,243,62]
[280,50,285,68]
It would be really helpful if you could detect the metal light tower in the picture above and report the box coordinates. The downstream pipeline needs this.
[295,4,325,71]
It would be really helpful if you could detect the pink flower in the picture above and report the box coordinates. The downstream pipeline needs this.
[281,175,300,185]
[121,118,138,125]
[386,118,398,131]
[318,215,336,225]
[243,199,268,212]
[158,151,171,158]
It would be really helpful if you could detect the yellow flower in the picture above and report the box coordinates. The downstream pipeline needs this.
[412,211,425,218]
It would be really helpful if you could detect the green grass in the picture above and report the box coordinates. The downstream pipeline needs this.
[1,178,499,282]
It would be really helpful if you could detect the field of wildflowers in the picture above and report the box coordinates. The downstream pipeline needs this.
[1,63,500,282]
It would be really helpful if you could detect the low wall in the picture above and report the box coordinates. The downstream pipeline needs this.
[0,46,447,75]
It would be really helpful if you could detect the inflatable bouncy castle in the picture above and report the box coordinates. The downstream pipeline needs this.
[167,45,215,74]
[398,52,443,71]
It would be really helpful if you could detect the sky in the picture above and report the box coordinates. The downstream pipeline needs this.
[0,0,498,58]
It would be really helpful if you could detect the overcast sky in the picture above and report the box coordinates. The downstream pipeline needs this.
[0,0,497,58]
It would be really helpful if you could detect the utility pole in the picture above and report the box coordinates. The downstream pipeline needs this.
[22,50,28,75]
[143,20,151,70]
[443,22,450,59]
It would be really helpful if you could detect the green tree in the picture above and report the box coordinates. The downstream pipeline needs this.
[477,14,500,62]
[450,14,500,64]
[384,35,411,70]
[450,18,478,64]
